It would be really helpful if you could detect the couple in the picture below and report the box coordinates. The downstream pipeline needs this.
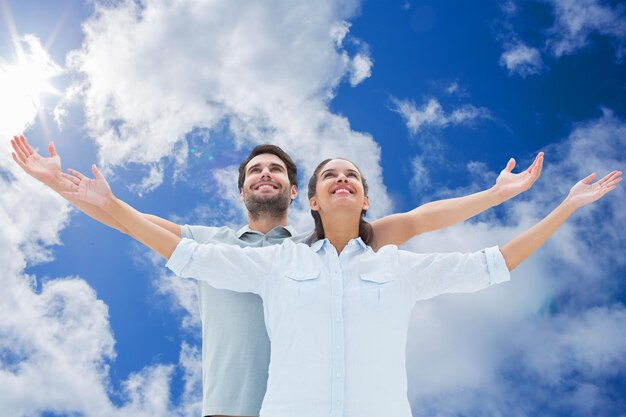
[11,135,621,417]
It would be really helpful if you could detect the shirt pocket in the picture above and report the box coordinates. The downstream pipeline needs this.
[359,272,397,311]
[284,269,321,308]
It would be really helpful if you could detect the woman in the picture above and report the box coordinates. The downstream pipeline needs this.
[64,158,621,417]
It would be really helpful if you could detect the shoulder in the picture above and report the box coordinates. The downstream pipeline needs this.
[182,224,239,243]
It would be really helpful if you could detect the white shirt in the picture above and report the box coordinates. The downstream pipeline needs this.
[166,237,510,417]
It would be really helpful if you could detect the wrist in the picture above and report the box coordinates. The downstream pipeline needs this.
[489,184,508,206]
[561,196,582,213]
[102,194,119,212]
[45,170,66,190]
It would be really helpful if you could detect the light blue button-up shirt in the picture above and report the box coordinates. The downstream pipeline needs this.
[167,237,510,417]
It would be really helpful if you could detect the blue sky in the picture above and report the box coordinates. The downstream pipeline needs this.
[1,0,625,416]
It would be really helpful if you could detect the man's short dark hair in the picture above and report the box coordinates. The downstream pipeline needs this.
[238,144,298,190]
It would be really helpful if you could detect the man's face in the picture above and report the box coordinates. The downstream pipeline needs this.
[240,153,297,219]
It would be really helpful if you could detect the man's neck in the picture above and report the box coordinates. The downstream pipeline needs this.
[247,213,289,234]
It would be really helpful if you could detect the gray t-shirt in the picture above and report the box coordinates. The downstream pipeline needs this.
[180,224,314,417]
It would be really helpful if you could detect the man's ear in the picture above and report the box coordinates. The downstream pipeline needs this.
[310,196,320,212]
[362,196,370,211]
[290,185,298,202]
[240,189,244,201]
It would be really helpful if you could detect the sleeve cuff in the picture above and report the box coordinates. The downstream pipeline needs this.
[166,238,197,276]
[485,246,511,285]
[180,225,193,239]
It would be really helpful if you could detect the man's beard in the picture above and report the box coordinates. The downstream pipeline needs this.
[243,188,291,221]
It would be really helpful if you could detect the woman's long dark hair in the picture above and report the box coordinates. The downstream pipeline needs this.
[307,158,374,245]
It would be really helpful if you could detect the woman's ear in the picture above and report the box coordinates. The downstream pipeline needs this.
[362,196,370,211]
[310,197,320,212]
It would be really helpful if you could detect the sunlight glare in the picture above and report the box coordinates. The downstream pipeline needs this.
[0,35,63,136]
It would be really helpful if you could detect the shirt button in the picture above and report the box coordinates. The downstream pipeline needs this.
[336,401,341,406]
[336,372,342,378]
[336,345,341,349]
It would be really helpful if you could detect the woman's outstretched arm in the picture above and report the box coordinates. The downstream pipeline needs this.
[500,170,622,271]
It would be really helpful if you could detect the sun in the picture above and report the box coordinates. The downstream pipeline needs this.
[0,35,63,136]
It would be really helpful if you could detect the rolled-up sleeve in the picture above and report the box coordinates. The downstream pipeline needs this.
[166,238,281,294]
[399,246,511,302]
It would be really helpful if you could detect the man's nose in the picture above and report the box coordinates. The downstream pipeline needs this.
[260,167,272,177]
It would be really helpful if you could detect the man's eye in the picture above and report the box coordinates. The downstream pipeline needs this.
[272,167,283,172]
[249,168,260,173]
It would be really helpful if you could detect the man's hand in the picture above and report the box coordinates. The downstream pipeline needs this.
[565,170,622,209]
[494,152,544,201]
[62,165,114,208]
[11,135,61,185]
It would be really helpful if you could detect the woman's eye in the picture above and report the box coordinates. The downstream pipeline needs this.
[323,172,334,178]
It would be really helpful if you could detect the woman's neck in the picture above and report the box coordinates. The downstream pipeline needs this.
[321,214,360,254]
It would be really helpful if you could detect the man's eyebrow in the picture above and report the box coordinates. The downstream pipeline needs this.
[247,163,261,172]
[247,162,285,172]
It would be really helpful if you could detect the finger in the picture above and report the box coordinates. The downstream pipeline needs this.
[526,153,540,173]
[48,141,57,157]
[599,185,617,197]
[66,168,87,180]
[60,172,81,186]
[11,138,26,162]
[602,177,623,189]
[528,154,543,178]
[12,152,27,170]
[532,155,544,178]
[581,173,596,184]
[92,164,104,180]
[504,158,516,173]
[13,135,29,157]
[598,170,621,186]
[18,135,34,156]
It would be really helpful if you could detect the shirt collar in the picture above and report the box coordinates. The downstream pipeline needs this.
[236,224,297,239]
[310,237,367,253]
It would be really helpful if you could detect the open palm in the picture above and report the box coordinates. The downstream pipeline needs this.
[62,165,114,208]
[11,135,61,184]
[495,152,544,200]
[567,171,622,208]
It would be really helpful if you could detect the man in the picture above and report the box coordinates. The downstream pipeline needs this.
[11,134,543,417]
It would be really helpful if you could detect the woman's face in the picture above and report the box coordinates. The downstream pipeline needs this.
[309,159,369,216]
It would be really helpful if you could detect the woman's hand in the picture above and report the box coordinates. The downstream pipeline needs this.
[61,165,114,209]
[494,152,544,201]
[565,170,622,209]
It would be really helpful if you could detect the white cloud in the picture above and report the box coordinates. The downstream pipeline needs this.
[0,135,203,415]
[65,0,389,216]
[128,164,164,196]
[392,97,491,135]
[547,0,626,58]
[402,109,626,415]
[349,53,373,86]
[499,42,543,77]
[444,81,459,95]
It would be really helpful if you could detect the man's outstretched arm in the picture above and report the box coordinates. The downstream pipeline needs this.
[60,164,181,258]
[10,134,181,237]
[370,153,544,250]
[500,170,622,271]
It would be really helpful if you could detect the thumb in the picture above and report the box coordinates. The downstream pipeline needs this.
[92,164,105,180]
[504,158,516,172]
[48,141,57,157]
